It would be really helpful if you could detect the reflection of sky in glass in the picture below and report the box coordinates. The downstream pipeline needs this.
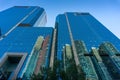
[0,0,120,38]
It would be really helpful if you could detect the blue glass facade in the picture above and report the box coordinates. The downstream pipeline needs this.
[55,15,71,60]
[56,12,120,79]
[19,7,44,27]
[66,12,120,51]
[56,12,120,59]
[0,6,46,36]
[0,6,51,80]
[0,27,53,78]
[0,27,53,58]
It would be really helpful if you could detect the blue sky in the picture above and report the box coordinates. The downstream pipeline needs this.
[0,0,120,38]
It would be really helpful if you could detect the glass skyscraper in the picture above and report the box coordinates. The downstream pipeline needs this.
[0,6,52,80]
[55,12,120,80]
[0,6,47,37]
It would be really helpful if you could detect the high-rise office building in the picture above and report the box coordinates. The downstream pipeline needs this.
[0,6,47,37]
[55,12,120,80]
[0,6,52,80]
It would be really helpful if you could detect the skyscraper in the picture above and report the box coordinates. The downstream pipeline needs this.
[0,6,52,80]
[0,6,47,38]
[55,12,120,79]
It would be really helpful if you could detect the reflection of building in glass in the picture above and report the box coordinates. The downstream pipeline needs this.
[0,6,52,80]
[99,42,120,79]
[55,12,120,79]
[1,6,120,80]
